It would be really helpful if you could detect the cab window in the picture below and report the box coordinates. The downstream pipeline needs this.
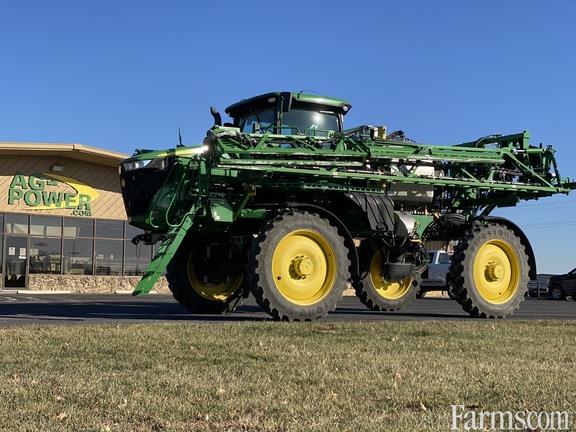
[239,109,275,133]
[280,109,339,136]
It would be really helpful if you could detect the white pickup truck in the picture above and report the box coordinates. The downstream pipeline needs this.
[417,250,455,298]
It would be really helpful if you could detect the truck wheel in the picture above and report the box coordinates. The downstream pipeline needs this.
[166,236,246,314]
[248,211,351,321]
[548,284,565,301]
[447,282,457,300]
[353,245,420,311]
[450,222,529,318]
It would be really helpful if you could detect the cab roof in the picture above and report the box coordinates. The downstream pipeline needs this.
[225,92,352,118]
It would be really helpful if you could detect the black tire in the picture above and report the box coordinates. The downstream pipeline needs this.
[166,235,247,314]
[548,284,565,301]
[248,211,351,321]
[450,222,530,318]
[353,242,420,311]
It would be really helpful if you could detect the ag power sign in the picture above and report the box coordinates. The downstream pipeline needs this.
[7,173,100,217]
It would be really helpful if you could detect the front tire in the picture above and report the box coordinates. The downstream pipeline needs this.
[450,222,529,318]
[166,235,246,314]
[248,211,351,321]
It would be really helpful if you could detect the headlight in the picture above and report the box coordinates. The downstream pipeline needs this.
[123,159,151,171]
[123,158,167,171]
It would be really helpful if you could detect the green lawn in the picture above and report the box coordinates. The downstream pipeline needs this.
[0,321,575,431]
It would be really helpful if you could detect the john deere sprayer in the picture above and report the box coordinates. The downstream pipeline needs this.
[120,92,574,320]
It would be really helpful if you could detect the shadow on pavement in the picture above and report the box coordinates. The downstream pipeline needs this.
[0,300,270,323]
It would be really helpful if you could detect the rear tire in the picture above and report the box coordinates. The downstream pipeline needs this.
[450,222,529,318]
[248,211,351,321]
[166,234,246,314]
[353,242,420,311]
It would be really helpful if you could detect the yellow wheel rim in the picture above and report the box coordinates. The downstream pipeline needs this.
[473,239,520,304]
[369,250,413,300]
[187,253,243,301]
[271,229,337,306]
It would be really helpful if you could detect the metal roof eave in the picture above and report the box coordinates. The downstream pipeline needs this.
[0,142,128,167]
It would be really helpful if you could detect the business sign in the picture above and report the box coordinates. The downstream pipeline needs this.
[7,173,100,216]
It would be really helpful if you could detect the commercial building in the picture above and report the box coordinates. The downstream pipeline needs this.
[0,142,161,292]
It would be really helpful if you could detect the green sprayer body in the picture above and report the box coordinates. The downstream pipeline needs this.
[119,92,574,301]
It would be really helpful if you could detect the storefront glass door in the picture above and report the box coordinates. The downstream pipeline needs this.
[4,236,28,288]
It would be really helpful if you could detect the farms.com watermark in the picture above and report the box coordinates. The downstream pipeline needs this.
[450,404,572,431]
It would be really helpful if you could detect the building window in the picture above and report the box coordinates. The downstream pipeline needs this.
[95,220,124,239]
[0,216,4,278]
[5,214,28,234]
[63,217,93,238]
[125,224,143,241]
[63,238,93,275]
[95,239,123,275]
[124,240,151,276]
[0,213,154,284]
[29,237,62,274]
[124,225,151,275]
[30,215,62,237]
[4,236,27,287]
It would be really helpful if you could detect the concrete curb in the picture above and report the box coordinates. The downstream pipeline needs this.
[423,291,449,299]
[14,290,72,295]
[0,290,167,295]
[114,290,163,295]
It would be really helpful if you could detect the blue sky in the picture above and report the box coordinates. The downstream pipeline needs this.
[1,1,575,273]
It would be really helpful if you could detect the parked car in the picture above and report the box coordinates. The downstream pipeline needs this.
[548,267,576,300]
[527,274,553,299]
[417,250,456,299]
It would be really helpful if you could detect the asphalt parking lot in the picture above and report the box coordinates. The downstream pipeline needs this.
[0,293,575,325]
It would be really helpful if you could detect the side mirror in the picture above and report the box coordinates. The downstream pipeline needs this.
[210,106,222,126]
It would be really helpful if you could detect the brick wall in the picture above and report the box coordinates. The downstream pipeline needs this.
[27,274,169,294]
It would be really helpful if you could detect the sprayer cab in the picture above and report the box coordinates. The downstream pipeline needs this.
[219,92,352,137]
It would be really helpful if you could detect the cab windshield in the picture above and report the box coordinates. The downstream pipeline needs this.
[280,109,339,136]
[237,108,340,136]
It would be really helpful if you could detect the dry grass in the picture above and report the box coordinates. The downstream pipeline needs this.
[0,321,575,431]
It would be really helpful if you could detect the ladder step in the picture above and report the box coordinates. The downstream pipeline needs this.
[132,213,196,296]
